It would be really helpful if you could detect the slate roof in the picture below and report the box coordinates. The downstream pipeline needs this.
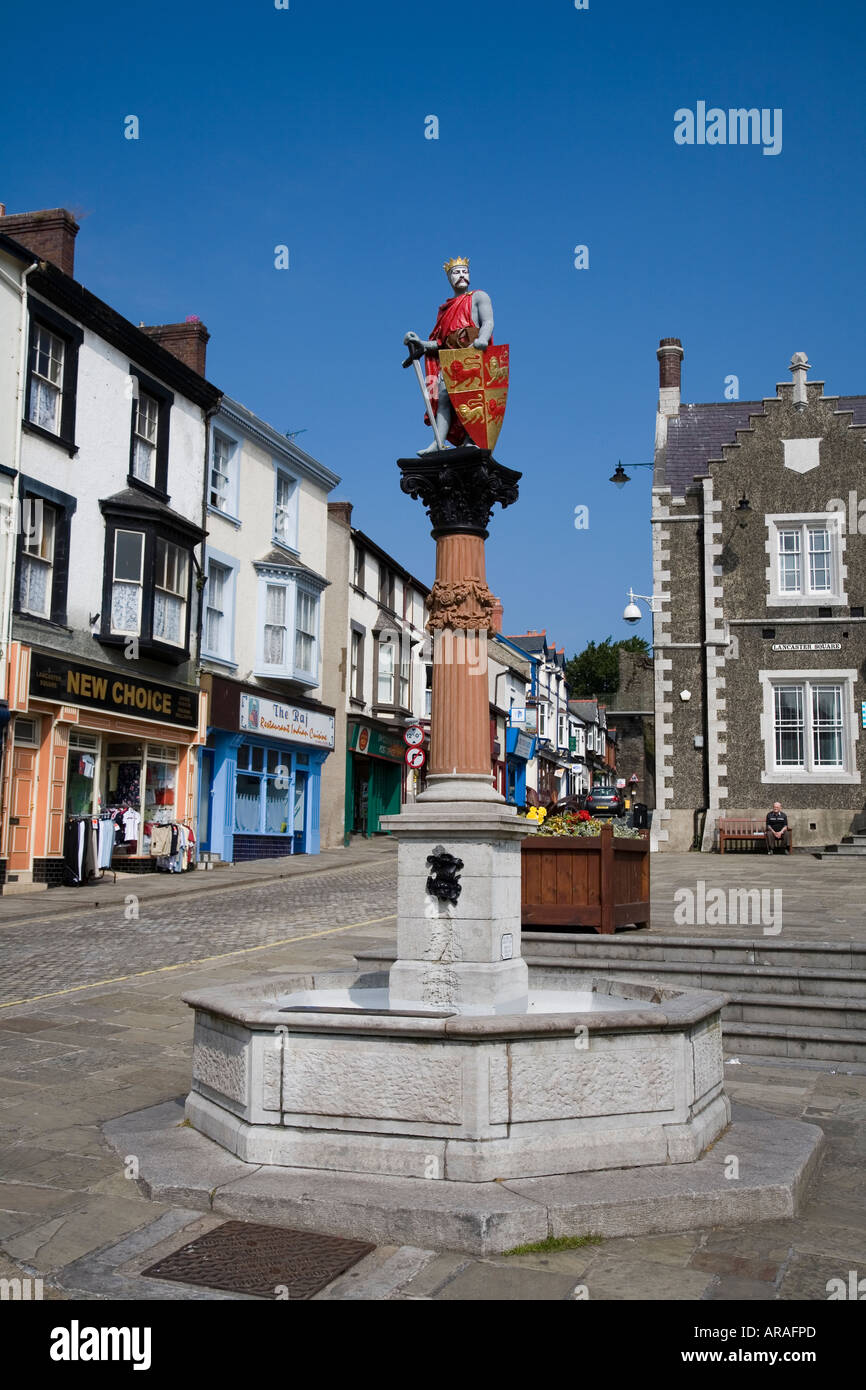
[569,699,599,724]
[665,396,866,497]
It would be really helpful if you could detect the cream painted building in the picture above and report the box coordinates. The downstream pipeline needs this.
[198,396,340,862]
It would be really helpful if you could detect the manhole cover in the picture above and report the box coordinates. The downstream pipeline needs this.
[142,1221,375,1299]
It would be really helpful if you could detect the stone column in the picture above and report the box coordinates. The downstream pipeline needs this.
[383,447,531,1014]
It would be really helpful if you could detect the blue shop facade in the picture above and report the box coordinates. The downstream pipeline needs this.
[198,674,335,862]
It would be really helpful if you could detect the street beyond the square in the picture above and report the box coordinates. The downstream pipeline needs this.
[0,845,863,1300]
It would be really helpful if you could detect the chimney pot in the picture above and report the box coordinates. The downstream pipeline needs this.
[490,597,504,633]
[0,206,79,276]
[657,337,684,391]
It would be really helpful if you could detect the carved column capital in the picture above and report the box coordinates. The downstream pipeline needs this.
[397,446,521,538]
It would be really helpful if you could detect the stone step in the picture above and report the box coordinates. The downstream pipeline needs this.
[526,953,866,1000]
[520,933,866,974]
[841,835,866,846]
[0,880,49,895]
[722,1020,866,1063]
[815,845,866,857]
[727,991,866,1031]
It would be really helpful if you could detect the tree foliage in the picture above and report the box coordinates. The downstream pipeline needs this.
[565,635,650,699]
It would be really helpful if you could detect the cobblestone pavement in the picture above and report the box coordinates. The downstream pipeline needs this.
[0,845,864,1300]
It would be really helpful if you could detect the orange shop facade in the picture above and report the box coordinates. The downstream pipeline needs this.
[1,643,206,888]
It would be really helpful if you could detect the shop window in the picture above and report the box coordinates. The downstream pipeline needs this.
[66,731,100,817]
[24,304,82,452]
[233,742,293,835]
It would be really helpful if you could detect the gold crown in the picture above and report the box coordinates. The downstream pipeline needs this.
[443,256,470,272]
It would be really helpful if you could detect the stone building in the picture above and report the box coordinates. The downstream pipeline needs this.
[607,648,655,814]
[652,338,866,851]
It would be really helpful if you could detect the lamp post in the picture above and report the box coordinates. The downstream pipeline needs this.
[610,460,655,488]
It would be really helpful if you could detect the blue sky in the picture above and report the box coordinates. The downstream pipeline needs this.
[3,0,866,657]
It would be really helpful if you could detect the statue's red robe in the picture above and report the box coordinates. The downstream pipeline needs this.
[424,292,494,445]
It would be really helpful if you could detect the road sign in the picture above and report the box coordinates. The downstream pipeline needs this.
[405,747,426,770]
[403,725,424,746]
[629,773,639,784]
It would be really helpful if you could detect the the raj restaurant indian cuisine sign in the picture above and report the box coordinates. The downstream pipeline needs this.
[240,694,335,748]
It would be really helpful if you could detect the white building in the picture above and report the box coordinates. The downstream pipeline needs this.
[198,397,340,861]
[0,205,220,888]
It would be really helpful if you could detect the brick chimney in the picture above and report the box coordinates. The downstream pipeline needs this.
[141,317,210,376]
[654,336,683,458]
[0,206,79,277]
[328,501,354,528]
[490,597,503,633]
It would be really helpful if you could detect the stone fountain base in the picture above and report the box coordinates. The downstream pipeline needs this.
[182,973,731,1184]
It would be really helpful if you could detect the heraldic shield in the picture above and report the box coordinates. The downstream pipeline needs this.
[440,344,509,450]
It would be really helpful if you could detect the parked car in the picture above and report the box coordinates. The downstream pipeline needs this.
[581,783,625,818]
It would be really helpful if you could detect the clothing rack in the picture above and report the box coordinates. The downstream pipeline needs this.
[63,814,117,886]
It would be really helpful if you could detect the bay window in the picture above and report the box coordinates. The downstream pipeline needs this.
[255,563,324,684]
[99,498,202,660]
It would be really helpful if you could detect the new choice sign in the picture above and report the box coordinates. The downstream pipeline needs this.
[28,653,198,728]
[240,694,334,748]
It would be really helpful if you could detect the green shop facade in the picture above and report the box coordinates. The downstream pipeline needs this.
[345,718,410,837]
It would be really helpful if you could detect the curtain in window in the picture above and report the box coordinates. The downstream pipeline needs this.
[234,774,261,832]
[294,590,316,671]
[265,779,290,832]
[19,556,50,616]
[111,581,140,633]
[264,584,287,664]
[30,379,60,432]
[154,592,184,645]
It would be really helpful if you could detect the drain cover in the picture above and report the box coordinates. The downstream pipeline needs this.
[142,1221,375,1299]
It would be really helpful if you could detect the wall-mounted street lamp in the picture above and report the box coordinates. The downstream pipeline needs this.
[623,588,661,624]
[736,492,751,513]
[610,460,655,488]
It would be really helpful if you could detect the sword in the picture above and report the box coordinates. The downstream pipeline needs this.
[403,336,446,451]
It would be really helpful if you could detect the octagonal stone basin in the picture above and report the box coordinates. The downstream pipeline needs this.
[183,973,730,1183]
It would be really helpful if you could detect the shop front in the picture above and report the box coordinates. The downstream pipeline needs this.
[345,719,406,837]
[1,644,205,887]
[201,675,334,862]
[505,727,535,807]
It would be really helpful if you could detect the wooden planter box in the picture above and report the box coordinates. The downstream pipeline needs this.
[521,824,650,934]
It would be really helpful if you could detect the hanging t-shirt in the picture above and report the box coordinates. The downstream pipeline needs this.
[122,807,141,843]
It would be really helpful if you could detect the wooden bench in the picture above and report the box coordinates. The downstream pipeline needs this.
[718,816,793,853]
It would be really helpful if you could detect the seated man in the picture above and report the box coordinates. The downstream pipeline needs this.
[766,801,790,854]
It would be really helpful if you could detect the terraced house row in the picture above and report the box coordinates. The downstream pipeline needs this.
[0,204,618,889]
